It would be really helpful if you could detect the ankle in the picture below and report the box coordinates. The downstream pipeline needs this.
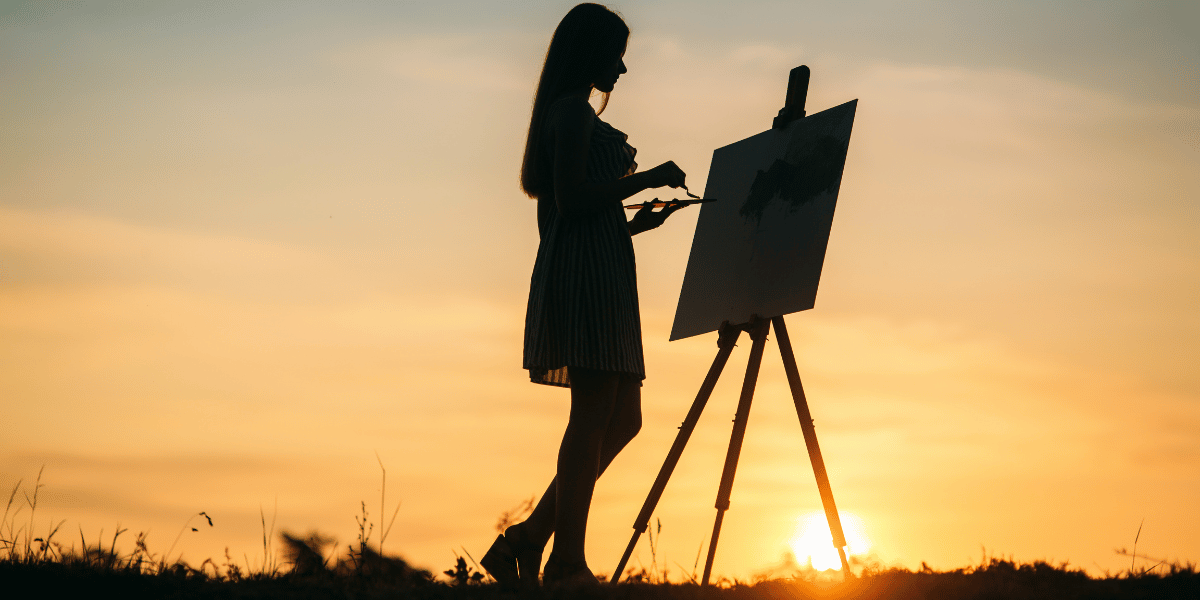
[545,551,586,570]
[508,521,550,549]
[543,553,596,585]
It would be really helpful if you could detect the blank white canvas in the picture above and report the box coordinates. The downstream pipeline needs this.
[670,99,857,341]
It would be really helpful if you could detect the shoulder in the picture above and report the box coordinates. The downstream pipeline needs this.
[546,96,596,133]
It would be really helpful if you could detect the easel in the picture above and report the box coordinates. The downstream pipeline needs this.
[611,66,852,585]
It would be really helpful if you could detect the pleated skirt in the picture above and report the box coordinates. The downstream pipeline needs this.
[523,201,645,388]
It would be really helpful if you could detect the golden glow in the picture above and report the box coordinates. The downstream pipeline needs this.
[1,2,1197,581]
[789,512,870,571]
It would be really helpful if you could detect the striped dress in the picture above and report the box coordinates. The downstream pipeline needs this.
[523,109,645,388]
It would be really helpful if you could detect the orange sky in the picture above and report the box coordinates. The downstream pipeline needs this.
[2,0,1198,580]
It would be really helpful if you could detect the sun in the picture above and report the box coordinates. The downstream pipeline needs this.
[788,512,871,571]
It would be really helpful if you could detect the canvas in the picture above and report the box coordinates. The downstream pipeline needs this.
[670,99,857,341]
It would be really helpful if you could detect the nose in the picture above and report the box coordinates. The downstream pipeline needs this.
[618,59,627,75]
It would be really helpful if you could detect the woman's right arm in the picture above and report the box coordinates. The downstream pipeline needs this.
[550,98,684,219]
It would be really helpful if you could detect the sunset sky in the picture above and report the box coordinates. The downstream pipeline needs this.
[2,0,1197,580]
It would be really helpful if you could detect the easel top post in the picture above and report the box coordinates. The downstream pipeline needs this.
[772,65,810,129]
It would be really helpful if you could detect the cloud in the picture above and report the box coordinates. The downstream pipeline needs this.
[0,207,336,288]
[326,32,538,93]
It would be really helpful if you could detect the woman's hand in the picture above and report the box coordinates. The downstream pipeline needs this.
[647,161,686,189]
[628,200,685,236]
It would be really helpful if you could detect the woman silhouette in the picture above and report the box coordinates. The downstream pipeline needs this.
[480,3,688,588]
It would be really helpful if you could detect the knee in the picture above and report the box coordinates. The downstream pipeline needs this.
[615,408,641,446]
[616,379,642,444]
[566,412,610,446]
[627,410,642,441]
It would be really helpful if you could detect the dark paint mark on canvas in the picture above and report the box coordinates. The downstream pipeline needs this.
[739,135,848,224]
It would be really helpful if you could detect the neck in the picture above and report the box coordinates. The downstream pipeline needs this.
[563,86,593,101]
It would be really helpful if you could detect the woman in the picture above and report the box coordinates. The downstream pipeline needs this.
[480,2,688,588]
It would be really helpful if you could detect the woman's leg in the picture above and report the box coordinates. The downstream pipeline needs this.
[519,375,642,547]
[549,367,620,564]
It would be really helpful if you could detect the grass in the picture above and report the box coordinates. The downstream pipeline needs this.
[3,467,1198,599]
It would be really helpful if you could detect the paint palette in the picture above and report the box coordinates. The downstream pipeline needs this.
[623,198,718,210]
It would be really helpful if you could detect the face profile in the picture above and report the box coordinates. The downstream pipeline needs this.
[594,55,627,94]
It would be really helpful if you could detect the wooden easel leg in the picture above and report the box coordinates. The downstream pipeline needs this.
[610,324,743,583]
[701,317,771,585]
[772,316,853,578]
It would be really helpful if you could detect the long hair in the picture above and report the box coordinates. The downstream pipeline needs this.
[520,3,629,199]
